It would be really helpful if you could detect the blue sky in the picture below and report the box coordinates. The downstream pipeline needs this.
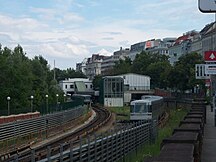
[0,0,214,69]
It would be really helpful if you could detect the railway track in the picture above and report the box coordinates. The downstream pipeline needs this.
[5,106,111,162]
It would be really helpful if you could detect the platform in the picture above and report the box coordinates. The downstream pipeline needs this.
[201,105,216,162]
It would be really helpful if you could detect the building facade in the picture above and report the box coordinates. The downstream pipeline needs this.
[59,78,93,94]
[129,38,175,61]
[117,73,151,104]
[190,34,202,55]
[168,30,198,65]
[129,42,146,61]
[200,22,216,53]
[85,54,106,80]
[100,76,124,107]
[76,58,88,75]
[101,47,130,76]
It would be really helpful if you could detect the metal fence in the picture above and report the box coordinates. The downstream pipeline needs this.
[34,120,157,162]
[0,97,84,116]
[0,105,86,153]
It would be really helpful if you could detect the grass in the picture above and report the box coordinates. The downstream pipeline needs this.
[118,107,188,162]
[109,106,130,120]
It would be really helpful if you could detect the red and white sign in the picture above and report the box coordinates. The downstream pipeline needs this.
[145,41,154,49]
[204,51,216,61]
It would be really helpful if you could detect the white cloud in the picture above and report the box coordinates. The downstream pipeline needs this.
[30,6,85,25]
[24,42,89,59]
[0,14,48,32]
[64,13,84,22]
[0,0,213,69]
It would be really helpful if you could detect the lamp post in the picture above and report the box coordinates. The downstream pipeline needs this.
[56,94,59,111]
[63,94,66,102]
[45,94,49,114]
[30,95,34,112]
[7,96,10,116]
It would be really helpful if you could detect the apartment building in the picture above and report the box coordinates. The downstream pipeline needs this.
[169,30,199,65]
[101,47,130,76]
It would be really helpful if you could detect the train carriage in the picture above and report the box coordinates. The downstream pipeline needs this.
[130,95,164,121]
[72,94,92,105]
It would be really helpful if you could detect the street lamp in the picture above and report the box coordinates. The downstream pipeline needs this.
[63,94,66,102]
[30,95,34,112]
[7,96,10,116]
[56,94,59,111]
[45,94,49,114]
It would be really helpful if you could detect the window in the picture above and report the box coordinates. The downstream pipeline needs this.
[135,103,148,113]
[70,84,74,89]
[65,85,67,89]
[86,85,88,88]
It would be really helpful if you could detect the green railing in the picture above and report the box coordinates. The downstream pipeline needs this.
[0,97,84,116]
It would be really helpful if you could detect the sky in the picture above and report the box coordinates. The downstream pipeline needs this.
[0,0,214,69]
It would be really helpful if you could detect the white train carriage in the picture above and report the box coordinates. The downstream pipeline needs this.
[130,95,164,120]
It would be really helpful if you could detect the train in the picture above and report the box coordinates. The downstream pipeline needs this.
[71,94,92,105]
[130,95,164,121]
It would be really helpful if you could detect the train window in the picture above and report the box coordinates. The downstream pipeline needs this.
[135,103,147,113]
[149,105,152,112]
[130,105,134,113]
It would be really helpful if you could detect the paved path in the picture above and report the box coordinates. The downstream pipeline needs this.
[201,105,216,162]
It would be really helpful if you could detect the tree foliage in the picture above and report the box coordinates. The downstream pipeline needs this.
[112,57,132,75]
[92,75,103,90]
[0,44,84,114]
[168,52,204,91]
[112,51,204,91]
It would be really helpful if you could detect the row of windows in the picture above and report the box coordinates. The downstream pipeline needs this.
[65,84,93,89]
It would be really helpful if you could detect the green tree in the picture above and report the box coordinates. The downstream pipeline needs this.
[146,61,172,88]
[31,56,49,109]
[112,57,132,75]
[168,52,204,91]
[132,51,169,75]
[92,75,102,90]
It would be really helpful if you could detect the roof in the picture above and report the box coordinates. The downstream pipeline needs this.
[59,78,91,83]
[131,95,163,104]
[200,22,216,36]
[173,31,198,46]
[117,73,151,79]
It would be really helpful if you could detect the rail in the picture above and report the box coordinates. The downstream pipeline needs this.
[36,121,152,162]
[0,106,86,155]
[6,106,112,162]
[2,98,206,162]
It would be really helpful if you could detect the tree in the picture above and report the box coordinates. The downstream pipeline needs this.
[92,75,102,90]
[146,62,172,89]
[132,51,169,75]
[112,57,132,75]
[0,45,66,114]
[167,52,204,91]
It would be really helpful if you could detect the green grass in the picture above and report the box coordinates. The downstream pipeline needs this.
[109,106,130,120]
[118,107,188,162]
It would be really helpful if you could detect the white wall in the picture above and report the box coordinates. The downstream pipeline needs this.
[118,73,151,90]
[104,98,124,107]
[59,78,93,93]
